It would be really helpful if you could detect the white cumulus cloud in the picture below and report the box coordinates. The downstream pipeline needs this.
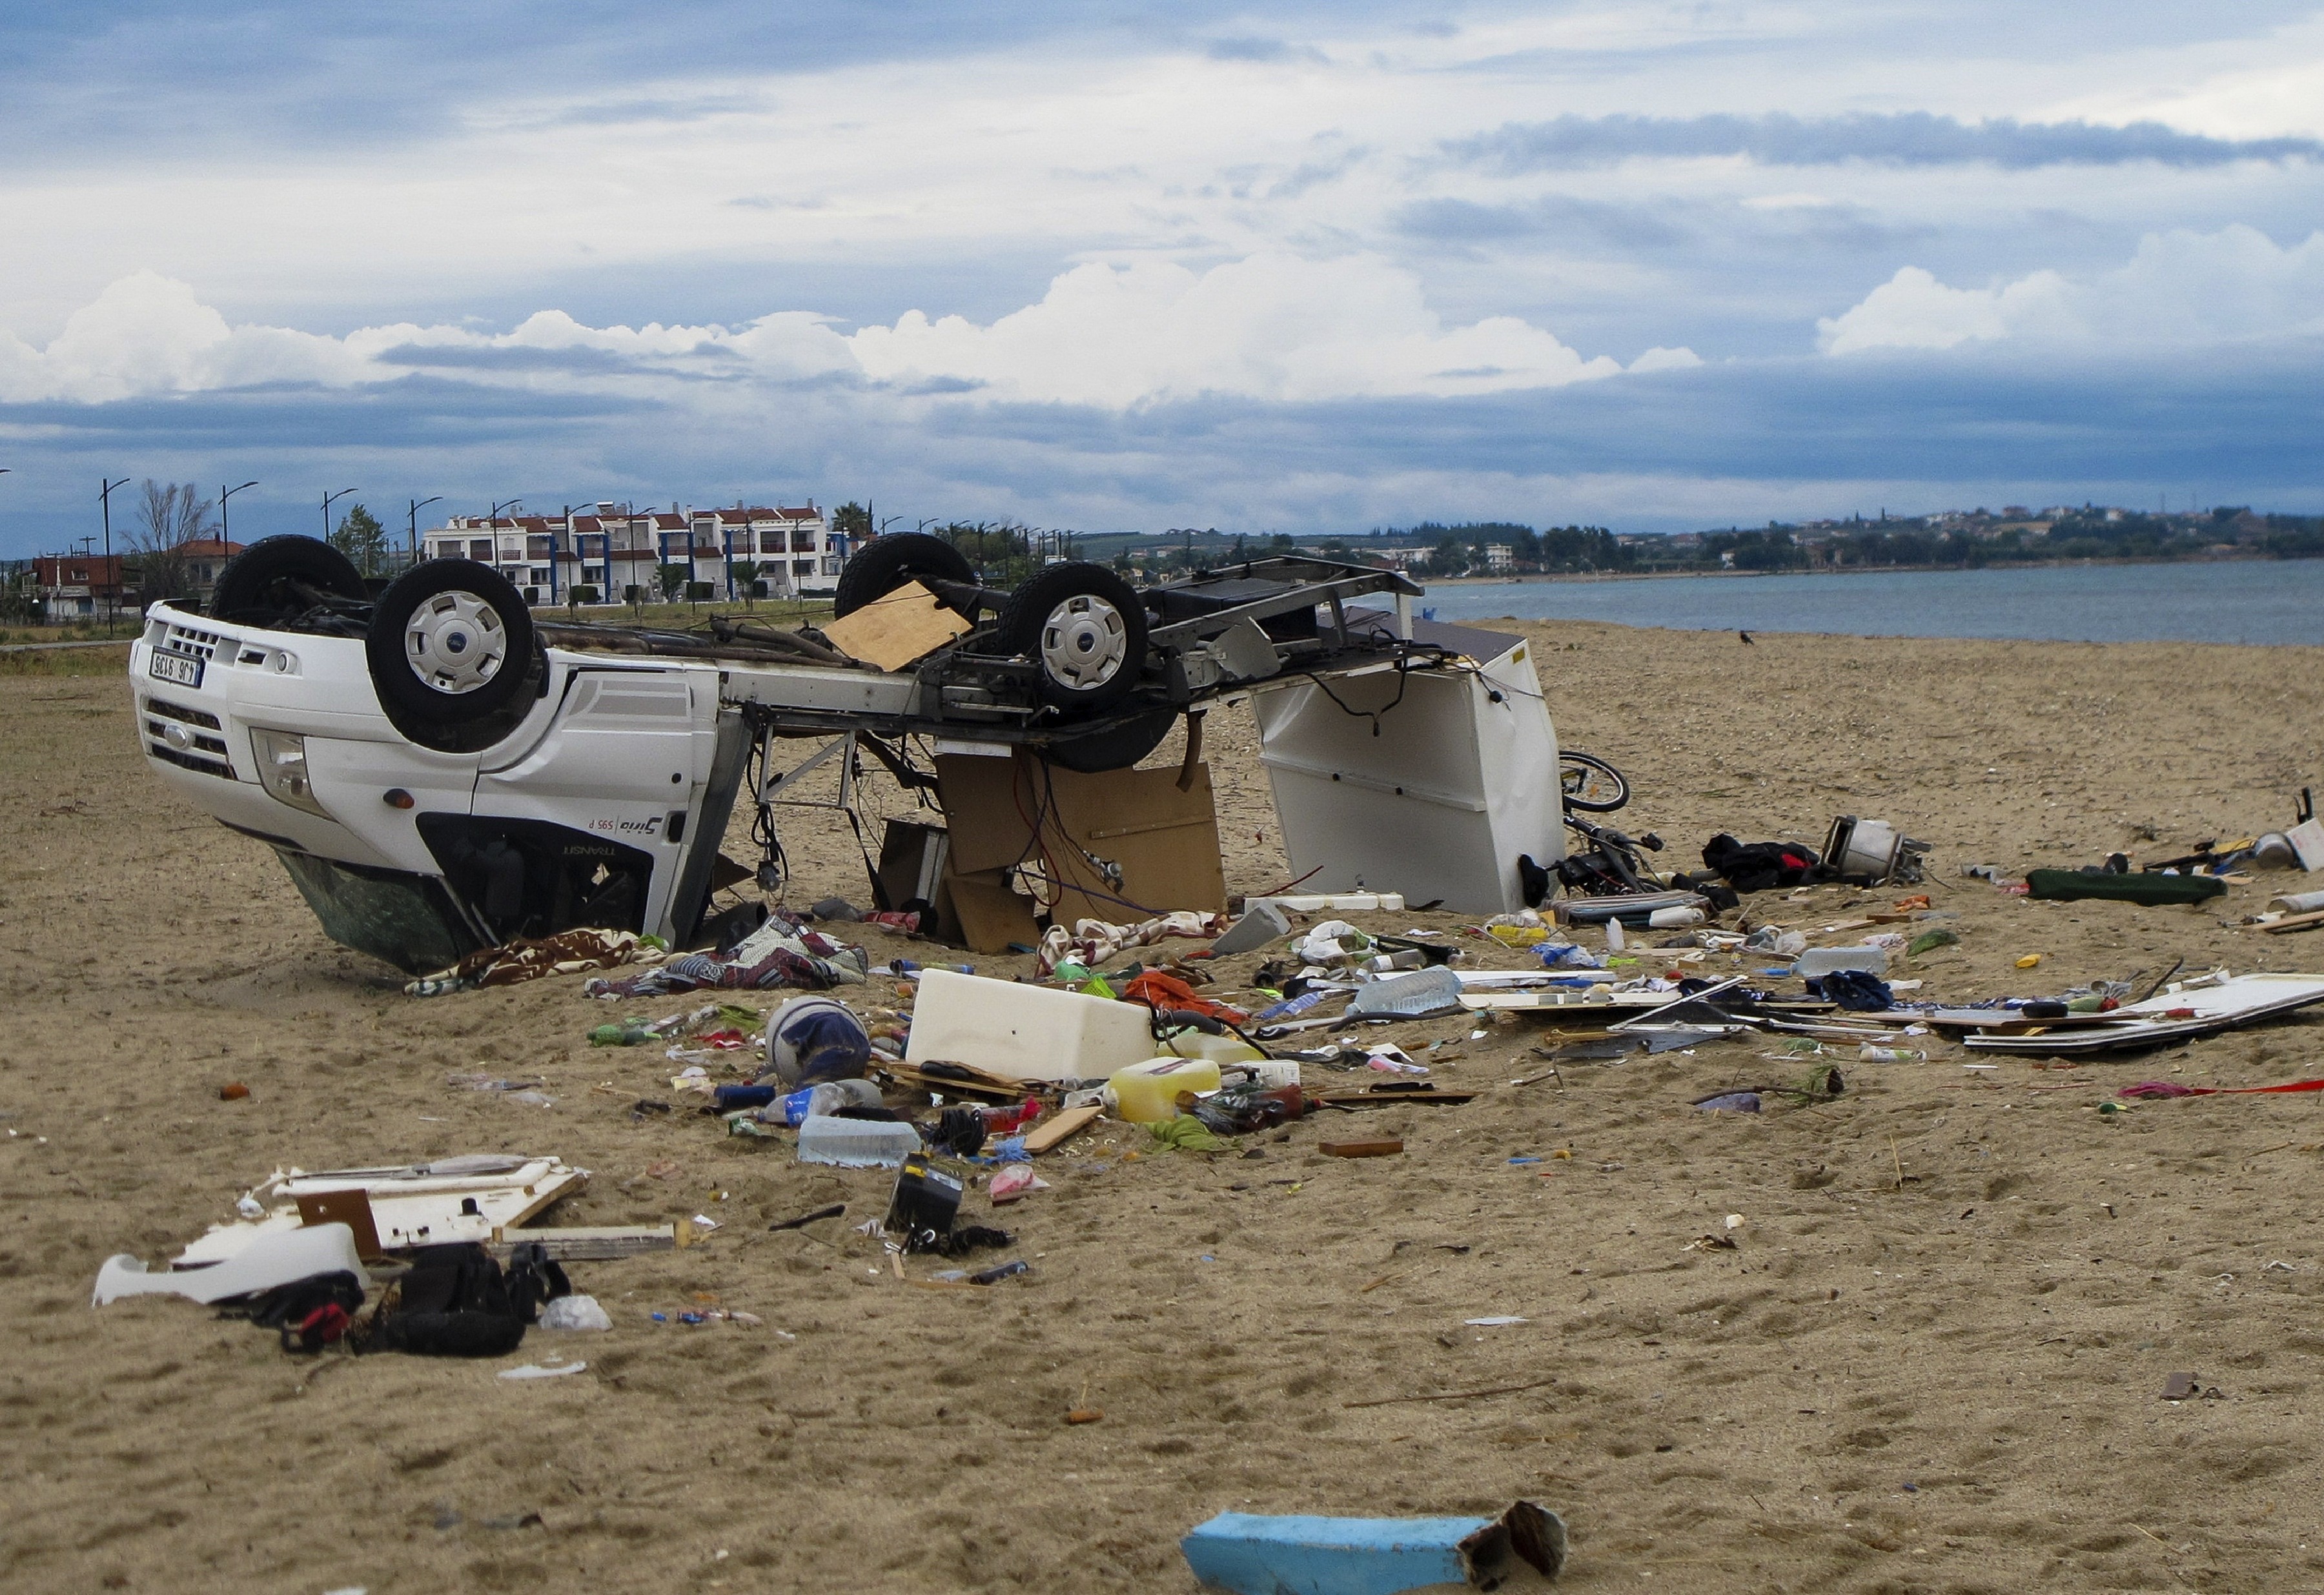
[0,257,1686,410]
[1819,223,2324,354]
[0,271,365,401]
[845,253,1673,405]
[0,276,860,403]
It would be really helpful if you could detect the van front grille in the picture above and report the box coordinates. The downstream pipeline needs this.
[160,624,223,662]
[148,741,237,780]
[143,696,223,731]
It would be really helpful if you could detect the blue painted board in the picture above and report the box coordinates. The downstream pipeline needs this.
[1182,1511,1496,1594]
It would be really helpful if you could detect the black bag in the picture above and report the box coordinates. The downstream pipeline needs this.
[366,1243,531,1358]
[218,1270,369,1354]
[1701,834,1820,893]
[1517,853,1555,909]
[221,1270,367,1330]
[502,1240,571,1325]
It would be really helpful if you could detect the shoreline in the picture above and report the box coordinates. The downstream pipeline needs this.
[1427,550,2324,586]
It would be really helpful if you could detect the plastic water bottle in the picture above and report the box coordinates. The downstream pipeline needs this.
[1795,946,1891,977]
[979,1099,1043,1135]
[776,1080,884,1125]
[796,1117,921,1167]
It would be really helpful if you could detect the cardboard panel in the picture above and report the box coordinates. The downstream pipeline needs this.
[819,580,972,670]
[940,865,1041,953]
[1045,762,1227,924]
[934,751,1227,925]
[933,753,1032,876]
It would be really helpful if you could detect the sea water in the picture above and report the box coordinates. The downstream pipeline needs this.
[1415,558,2324,645]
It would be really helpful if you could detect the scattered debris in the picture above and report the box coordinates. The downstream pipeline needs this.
[2026,868,2226,906]
[498,1361,588,1381]
[539,1295,613,1332]
[1965,973,2324,1055]
[1181,1501,1565,1594]
[907,969,1155,1082]
[95,1224,367,1308]
[769,1204,848,1233]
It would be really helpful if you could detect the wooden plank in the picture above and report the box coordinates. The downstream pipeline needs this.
[1316,1088,1478,1108]
[491,1224,676,1261]
[874,1060,1028,1104]
[498,1168,592,1236]
[821,580,972,671]
[1320,1139,1405,1158]
[2261,910,2324,935]
[1922,1008,2119,1031]
[1022,1104,1102,1154]
[297,1188,383,1261]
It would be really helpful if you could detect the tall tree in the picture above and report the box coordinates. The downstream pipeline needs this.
[728,558,761,607]
[0,567,39,625]
[329,503,389,576]
[831,502,871,540]
[130,480,218,600]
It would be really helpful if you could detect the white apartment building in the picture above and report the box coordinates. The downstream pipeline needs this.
[421,500,846,604]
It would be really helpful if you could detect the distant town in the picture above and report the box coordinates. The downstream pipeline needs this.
[8,490,2323,627]
[1124,503,2324,582]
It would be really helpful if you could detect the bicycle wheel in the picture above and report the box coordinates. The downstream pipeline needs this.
[1560,749,1630,812]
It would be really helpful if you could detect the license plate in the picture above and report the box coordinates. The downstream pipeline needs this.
[148,651,203,689]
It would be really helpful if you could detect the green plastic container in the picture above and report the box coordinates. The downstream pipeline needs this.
[2025,869,2226,906]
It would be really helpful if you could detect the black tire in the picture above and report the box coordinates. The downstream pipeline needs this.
[1044,707,1177,773]
[365,560,544,753]
[995,562,1148,715]
[209,535,367,627]
[1560,749,1630,812]
[831,533,977,620]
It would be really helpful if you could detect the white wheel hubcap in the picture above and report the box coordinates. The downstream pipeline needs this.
[1039,594,1129,691]
[406,589,507,694]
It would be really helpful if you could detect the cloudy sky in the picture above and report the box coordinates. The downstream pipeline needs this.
[3,1,2321,554]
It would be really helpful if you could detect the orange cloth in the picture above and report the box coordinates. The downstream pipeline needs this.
[1120,970,1249,1024]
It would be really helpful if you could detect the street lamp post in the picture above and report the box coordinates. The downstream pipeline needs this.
[626,503,643,612]
[321,487,359,542]
[407,496,442,568]
[489,500,522,581]
[99,476,130,636]
[219,481,258,545]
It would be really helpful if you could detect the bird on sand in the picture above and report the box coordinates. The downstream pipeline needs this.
[1738,629,1755,645]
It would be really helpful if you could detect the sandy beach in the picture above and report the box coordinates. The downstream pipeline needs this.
[6,618,2324,1593]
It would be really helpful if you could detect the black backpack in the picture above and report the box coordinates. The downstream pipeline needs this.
[365,1242,566,1358]
[1700,834,1821,893]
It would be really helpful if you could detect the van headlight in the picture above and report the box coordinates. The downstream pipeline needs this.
[252,729,330,817]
